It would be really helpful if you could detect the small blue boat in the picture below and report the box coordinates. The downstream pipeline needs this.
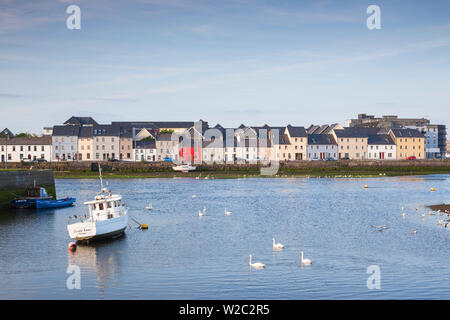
[36,197,76,209]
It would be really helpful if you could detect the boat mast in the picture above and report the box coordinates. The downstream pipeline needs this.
[98,163,104,193]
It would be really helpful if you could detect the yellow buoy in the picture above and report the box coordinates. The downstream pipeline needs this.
[431,188,435,192]
[141,224,149,230]
[364,185,368,189]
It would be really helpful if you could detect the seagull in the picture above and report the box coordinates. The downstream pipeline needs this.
[413,229,418,235]
[372,224,387,232]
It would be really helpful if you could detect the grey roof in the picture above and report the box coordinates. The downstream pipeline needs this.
[286,125,307,137]
[78,126,93,138]
[334,127,380,138]
[308,134,337,145]
[135,140,156,149]
[93,125,120,136]
[307,125,321,134]
[368,134,395,145]
[1,128,14,137]
[52,125,80,136]
[64,116,98,126]
[0,136,52,145]
[390,128,425,138]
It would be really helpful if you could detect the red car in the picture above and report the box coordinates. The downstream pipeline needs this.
[406,156,417,160]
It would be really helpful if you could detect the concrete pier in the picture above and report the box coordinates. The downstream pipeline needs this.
[0,170,56,209]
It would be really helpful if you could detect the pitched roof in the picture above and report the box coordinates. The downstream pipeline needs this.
[135,140,156,149]
[286,125,307,137]
[308,134,337,145]
[64,116,98,126]
[93,124,120,136]
[390,128,425,138]
[0,136,52,145]
[52,125,80,136]
[333,127,380,138]
[368,134,395,145]
[1,128,14,137]
[78,126,93,138]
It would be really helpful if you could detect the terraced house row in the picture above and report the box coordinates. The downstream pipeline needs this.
[1,114,446,163]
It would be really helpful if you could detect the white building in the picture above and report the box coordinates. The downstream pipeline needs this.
[92,125,121,161]
[1,136,52,162]
[134,140,157,162]
[307,134,338,160]
[52,125,80,161]
[367,134,396,160]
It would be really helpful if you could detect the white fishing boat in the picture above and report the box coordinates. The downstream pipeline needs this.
[67,165,129,242]
[172,164,196,172]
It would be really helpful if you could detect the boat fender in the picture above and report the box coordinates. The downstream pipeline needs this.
[141,224,149,230]
[68,242,77,252]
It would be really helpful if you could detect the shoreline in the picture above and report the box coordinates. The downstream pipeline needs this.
[53,168,450,179]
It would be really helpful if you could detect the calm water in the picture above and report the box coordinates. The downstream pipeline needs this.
[1,175,450,300]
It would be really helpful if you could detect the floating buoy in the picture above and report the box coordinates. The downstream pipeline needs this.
[364,185,368,189]
[141,224,149,230]
[68,242,77,252]
[431,188,435,192]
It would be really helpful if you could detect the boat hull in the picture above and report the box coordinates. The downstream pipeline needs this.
[36,198,76,209]
[67,210,128,243]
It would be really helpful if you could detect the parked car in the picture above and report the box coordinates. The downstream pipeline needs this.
[21,158,32,163]
[340,156,350,160]
[33,158,47,163]
[406,156,417,160]
[326,157,337,161]
[164,157,174,162]
[108,158,120,162]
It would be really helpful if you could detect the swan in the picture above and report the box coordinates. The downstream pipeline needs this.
[301,251,312,265]
[198,210,204,217]
[421,213,425,218]
[249,255,265,269]
[272,238,285,249]
[192,195,197,198]
[412,229,418,234]
[203,206,207,214]
[224,208,232,216]
[402,212,406,217]
[146,203,152,210]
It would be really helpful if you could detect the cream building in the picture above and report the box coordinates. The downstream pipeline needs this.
[78,127,93,161]
[93,125,120,161]
[388,128,425,159]
[284,125,308,160]
[331,128,377,160]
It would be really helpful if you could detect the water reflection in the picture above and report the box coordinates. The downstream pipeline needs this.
[68,238,125,299]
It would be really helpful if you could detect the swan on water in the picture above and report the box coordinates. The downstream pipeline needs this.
[249,255,265,269]
[301,251,312,265]
[224,208,232,216]
[272,238,285,249]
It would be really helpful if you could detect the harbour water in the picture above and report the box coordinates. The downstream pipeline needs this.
[1,175,450,299]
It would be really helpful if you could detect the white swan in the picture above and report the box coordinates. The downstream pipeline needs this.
[272,238,285,249]
[249,255,265,269]
[224,208,232,216]
[192,195,197,198]
[146,203,152,210]
[203,206,207,214]
[301,251,312,265]
[198,210,204,217]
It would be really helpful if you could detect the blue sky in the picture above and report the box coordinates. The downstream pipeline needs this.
[1,0,450,133]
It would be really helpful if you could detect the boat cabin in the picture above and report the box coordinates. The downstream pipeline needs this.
[84,194,125,222]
